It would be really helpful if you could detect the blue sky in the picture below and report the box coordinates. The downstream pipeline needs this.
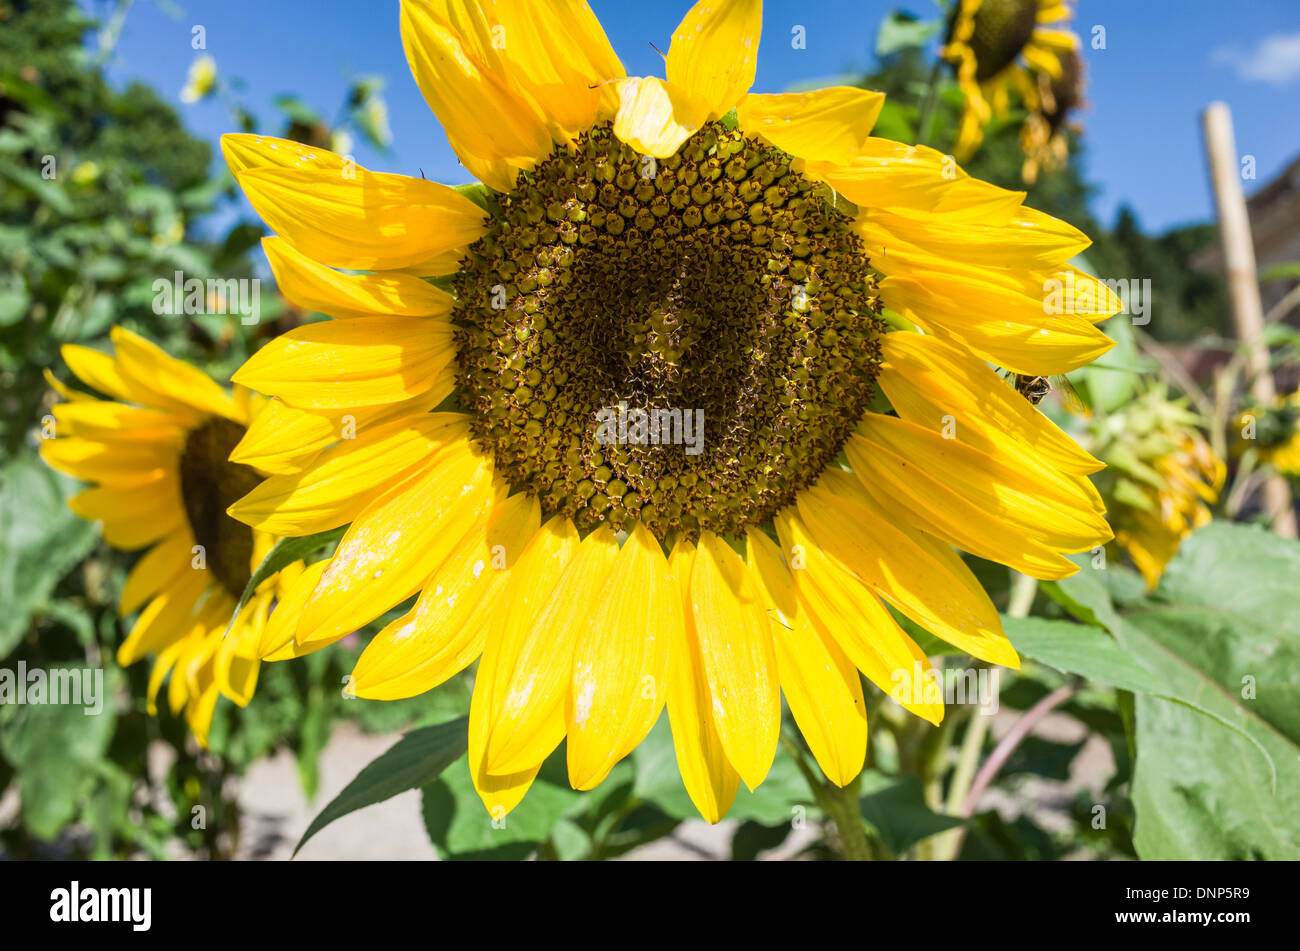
[87,0,1300,235]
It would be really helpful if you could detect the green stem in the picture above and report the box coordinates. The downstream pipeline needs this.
[932,572,1038,860]
[915,59,945,148]
[782,734,876,861]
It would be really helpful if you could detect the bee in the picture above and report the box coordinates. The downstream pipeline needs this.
[1011,373,1090,416]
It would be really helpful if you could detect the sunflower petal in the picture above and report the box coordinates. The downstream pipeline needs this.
[262,237,454,320]
[228,415,470,535]
[664,539,740,823]
[665,0,762,119]
[567,522,678,790]
[747,528,867,785]
[688,531,779,791]
[351,492,540,699]
[235,165,487,273]
[481,523,619,776]
[293,439,497,646]
[231,316,456,410]
[613,76,708,159]
[739,87,885,165]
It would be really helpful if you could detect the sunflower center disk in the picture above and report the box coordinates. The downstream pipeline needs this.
[454,122,884,543]
[179,417,261,597]
[967,0,1040,81]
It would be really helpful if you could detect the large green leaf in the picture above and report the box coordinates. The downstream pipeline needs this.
[0,452,97,657]
[295,715,468,855]
[1119,524,1300,858]
[1043,523,1300,859]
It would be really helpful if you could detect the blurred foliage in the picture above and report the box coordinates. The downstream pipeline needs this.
[0,0,412,859]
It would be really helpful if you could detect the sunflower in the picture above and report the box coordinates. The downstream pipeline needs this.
[221,0,1118,822]
[1091,387,1224,588]
[40,326,308,746]
[1235,389,1300,478]
[942,0,1082,177]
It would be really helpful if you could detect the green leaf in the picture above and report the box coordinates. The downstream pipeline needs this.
[1118,523,1300,858]
[857,771,964,856]
[874,11,940,57]
[631,716,815,824]
[421,746,583,860]
[224,526,346,638]
[0,452,98,658]
[0,666,119,840]
[295,715,468,855]
[1004,615,1164,695]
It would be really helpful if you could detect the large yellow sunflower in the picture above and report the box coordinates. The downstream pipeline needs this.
[40,326,307,746]
[221,0,1119,822]
[942,0,1081,177]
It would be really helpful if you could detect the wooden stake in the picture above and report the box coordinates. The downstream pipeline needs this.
[1202,101,1296,537]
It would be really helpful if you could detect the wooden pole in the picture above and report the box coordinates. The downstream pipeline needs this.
[1202,101,1296,537]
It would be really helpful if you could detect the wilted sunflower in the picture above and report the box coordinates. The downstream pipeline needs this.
[1091,387,1224,588]
[942,0,1082,179]
[222,0,1118,822]
[40,326,306,745]
[1235,388,1300,479]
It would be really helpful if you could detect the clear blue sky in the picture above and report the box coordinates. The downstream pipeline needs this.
[87,0,1300,235]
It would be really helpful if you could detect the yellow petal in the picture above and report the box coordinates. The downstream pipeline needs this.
[796,481,1020,667]
[739,87,885,165]
[228,414,469,535]
[293,440,497,647]
[746,529,866,786]
[235,165,487,273]
[69,474,184,550]
[878,271,1115,376]
[689,531,779,791]
[851,412,1110,553]
[399,0,553,171]
[262,237,454,320]
[41,437,173,487]
[50,402,186,443]
[613,76,708,159]
[121,530,195,616]
[567,522,678,790]
[666,0,762,119]
[479,0,625,138]
[351,492,541,699]
[665,538,740,823]
[481,522,619,776]
[861,205,1090,270]
[220,133,345,176]
[109,326,241,421]
[879,331,1102,475]
[259,560,329,660]
[773,508,943,725]
[117,566,210,665]
[231,316,456,410]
